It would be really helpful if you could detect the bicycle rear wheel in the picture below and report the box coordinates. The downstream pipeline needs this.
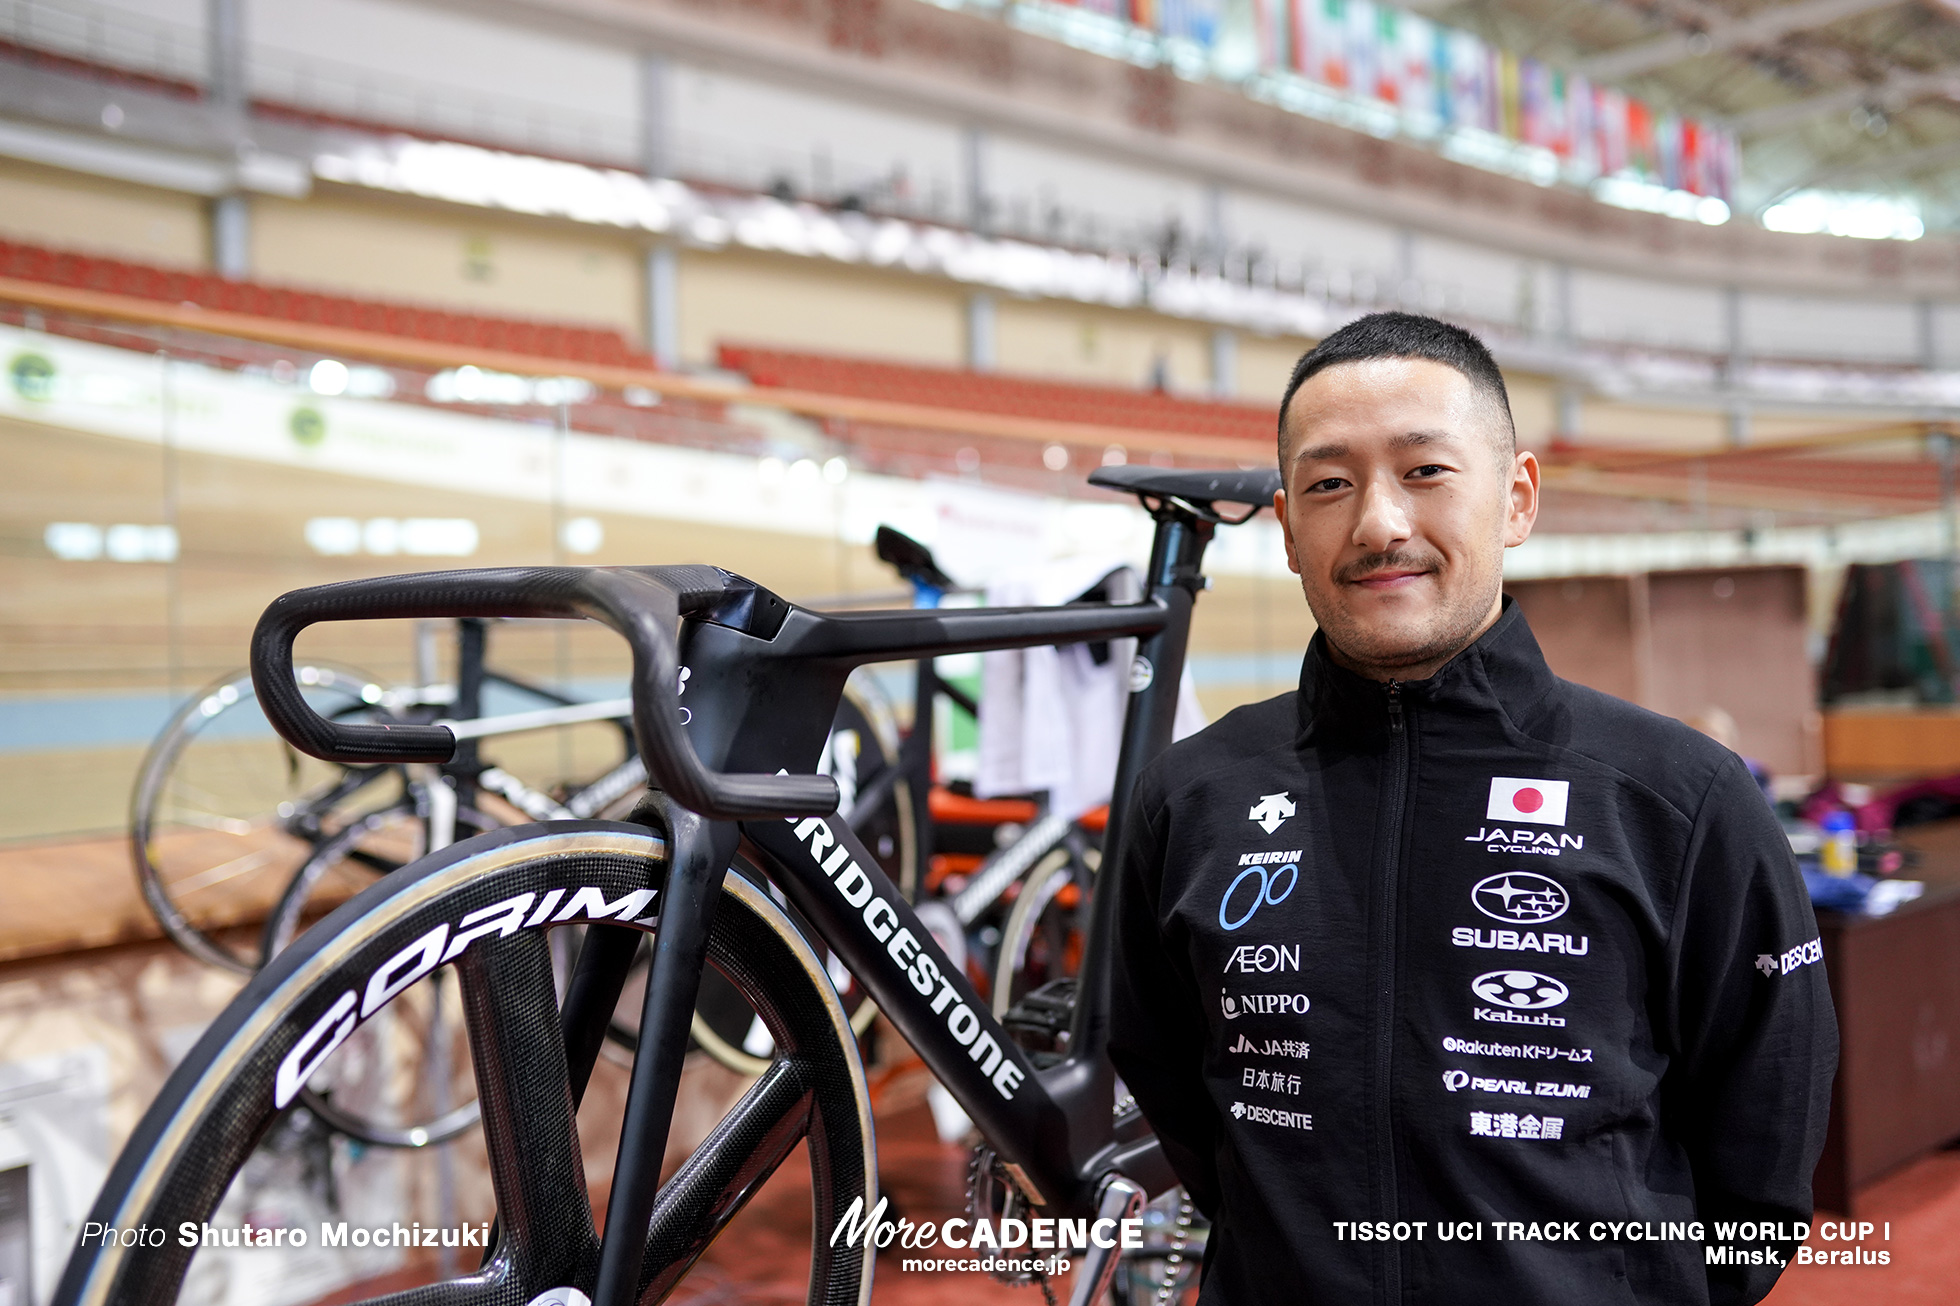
[131,665,397,972]
[59,823,875,1306]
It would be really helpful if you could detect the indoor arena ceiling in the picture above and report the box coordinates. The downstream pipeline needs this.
[1411,0,1960,227]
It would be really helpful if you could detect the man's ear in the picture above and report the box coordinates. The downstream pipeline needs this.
[1503,450,1540,548]
[1276,487,1302,576]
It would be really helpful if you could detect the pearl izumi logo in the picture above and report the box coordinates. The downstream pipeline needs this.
[1248,792,1295,834]
[1487,778,1569,826]
[1221,991,1310,1019]
[1471,970,1570,1028]
[1472,872,1569,923]
[1441,1070,1591,1099]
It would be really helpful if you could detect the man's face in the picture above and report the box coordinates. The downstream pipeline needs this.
[1275,357,1539,680]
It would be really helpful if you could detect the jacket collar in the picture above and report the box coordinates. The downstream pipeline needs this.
[1294,597,1558,743]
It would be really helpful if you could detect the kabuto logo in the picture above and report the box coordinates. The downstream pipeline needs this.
[1472,970,1569,1011]
[1472,873,1569,924]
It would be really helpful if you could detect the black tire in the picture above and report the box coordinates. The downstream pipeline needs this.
[58,823,876,1306]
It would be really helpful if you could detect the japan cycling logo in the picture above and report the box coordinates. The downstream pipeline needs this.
[1472,872,1570,924]
[1472,970,1570,1011]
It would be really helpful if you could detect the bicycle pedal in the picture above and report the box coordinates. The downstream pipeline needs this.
[1002,977,1077,1063]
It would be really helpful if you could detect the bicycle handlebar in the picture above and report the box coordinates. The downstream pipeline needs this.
[249,565,841,820]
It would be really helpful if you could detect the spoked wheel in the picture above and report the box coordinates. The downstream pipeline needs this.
[258,800,507,1148]
[130,664,398,973]
[992,848,1087,1019]
[58,823,876,1306]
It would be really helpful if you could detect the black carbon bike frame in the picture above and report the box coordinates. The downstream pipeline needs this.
[250,466,1280,1303]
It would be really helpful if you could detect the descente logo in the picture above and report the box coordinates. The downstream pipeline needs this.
[276,884,660,1110]
[788,813,1026,1101]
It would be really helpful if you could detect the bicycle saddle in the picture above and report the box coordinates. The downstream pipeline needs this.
[1088,465,1281,512]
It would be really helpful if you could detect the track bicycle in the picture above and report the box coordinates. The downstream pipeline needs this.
[135,617,910,1145]
[58,464,1277,1306]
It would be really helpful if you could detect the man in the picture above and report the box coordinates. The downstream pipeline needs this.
[1108,312,1835,1306]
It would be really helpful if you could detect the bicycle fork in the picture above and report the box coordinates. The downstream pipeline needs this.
[592,794,739,1306]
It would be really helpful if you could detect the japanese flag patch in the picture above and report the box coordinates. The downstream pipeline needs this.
[1487,778,1569,826]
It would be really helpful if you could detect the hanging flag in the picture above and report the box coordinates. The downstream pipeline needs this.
[1399,11,1436,120]
[1254,0,1289,69]
[1566,73,1594,172]
[1344,0,1377,99]
[1312,0,1349,88]
[1373,4,1400,104]
[1627,96,1655,177]
[1288,0,1312,74]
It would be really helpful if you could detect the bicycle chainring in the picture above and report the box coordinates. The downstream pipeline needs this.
[966,1145,1057,1303]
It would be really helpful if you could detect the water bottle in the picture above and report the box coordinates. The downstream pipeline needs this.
[1821,811,1858,878]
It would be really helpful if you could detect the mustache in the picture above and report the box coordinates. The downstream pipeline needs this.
[1335,550,1443,585]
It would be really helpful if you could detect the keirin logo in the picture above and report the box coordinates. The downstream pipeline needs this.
[1219,861,1297,931]
[1471,970,1569,1012]
[1472,872,1569,924]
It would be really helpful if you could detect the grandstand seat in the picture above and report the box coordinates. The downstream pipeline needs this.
[0,236,653,370]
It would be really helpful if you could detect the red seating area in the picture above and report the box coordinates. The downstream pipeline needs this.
[0,238,649,368]
[719,344,1278,442]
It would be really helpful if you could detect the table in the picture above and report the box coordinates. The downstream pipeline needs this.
[1811,830,1960,1214]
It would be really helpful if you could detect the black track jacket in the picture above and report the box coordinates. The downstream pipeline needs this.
[1109,601,1836,1306]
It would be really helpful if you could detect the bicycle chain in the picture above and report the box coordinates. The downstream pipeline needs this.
[965,1145,1057,1306]
[1155,1189,1195,1306]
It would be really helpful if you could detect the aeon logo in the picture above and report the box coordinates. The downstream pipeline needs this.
[1472,873,1570,924]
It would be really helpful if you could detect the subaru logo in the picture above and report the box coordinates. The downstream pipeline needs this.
[1472,872,1569,924]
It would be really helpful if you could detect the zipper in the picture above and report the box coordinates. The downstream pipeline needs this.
[1374,680,1408,1304]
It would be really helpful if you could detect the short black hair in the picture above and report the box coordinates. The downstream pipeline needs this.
[1276,311,1515,464]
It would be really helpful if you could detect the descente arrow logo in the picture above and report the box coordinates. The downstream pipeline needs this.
[1249,793,1295,834]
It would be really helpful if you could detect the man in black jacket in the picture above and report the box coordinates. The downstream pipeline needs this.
[1108,312,1836,1306]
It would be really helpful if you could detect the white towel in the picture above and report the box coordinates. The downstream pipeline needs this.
[976,560,1205,819]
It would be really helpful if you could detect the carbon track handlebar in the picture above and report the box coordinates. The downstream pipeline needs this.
[249,565,840,820]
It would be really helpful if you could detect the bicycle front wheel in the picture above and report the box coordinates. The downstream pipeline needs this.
[59,822,876,1306]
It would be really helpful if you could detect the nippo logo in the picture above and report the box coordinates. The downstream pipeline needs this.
[1486,778,1569,827]
[1472,872,1570,924]
[1471,970,1570,1011]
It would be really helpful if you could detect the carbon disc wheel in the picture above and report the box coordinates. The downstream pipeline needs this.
[58,823,876,1306]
